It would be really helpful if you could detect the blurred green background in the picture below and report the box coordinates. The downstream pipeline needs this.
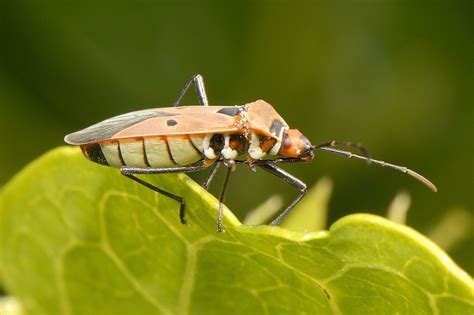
[1,2,472,274]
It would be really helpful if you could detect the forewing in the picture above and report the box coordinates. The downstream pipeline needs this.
[64,106,242,145]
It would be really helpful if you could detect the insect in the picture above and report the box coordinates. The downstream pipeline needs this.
[65,74,437,232]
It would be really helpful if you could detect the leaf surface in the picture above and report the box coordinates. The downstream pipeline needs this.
[1,147,472,315]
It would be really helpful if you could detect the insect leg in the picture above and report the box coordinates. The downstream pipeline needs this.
[122,173,188,224]
[202,160,222,190]
[121,163,207,175]
[257,163,307,226]
[121,163,210,225]
[174,74,209,106]
[216,166,232,233]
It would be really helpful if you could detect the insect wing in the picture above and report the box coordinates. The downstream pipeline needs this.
[247,100,289,140]
[113,106,242,139]
[64,106,242,145]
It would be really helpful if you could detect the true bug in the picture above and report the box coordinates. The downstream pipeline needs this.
[65,74,437,232]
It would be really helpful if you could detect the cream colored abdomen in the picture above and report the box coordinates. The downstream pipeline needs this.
[100,142,122,168]
[167,137,202,165]
[144,138,175,167]
[100,136,205,168]
[120,141,148,167]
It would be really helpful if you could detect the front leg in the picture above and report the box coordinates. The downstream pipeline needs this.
[202,160,222,190]
[257,163,307,226]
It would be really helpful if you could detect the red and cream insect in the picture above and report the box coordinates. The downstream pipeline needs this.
[65,74,437,232]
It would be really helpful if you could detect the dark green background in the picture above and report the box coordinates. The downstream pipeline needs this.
[1,2,472,274]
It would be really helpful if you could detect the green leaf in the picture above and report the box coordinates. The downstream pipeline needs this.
[0,297,23,315]
[1,147,472,315]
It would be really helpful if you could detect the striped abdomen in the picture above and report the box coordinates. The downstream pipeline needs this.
[81,131,283,168]
[81,135,205,168]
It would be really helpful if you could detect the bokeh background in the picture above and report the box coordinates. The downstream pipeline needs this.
[1,2,472,274]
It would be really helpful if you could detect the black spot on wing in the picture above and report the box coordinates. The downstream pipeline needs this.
[270,119,285,137]
[167,119,178,126]
[64,110,178,145]
[217,107,241,116]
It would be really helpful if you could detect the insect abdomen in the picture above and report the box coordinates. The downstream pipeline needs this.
[81,143,109,166]
[81,135,205,168]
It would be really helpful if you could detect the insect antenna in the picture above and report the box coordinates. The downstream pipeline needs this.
[315,146,437,192]
[315,141,372,160]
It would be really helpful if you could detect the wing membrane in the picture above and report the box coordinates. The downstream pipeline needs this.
[64,106,242,145]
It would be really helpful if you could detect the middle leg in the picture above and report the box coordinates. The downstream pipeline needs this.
[174,74,209,106]
[121,162,210,225]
